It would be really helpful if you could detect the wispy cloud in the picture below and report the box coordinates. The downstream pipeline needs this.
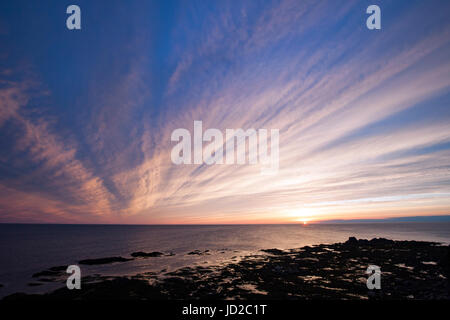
[1,0,449,223]
[0,78,116,222]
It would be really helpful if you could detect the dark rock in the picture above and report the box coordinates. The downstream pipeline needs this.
[440,245,450,294]
[187,250,210,255]
[49,265,68,272]
[439,245,450,274]
[32,266,68,278]
[369,238,394,245]
[32,270,60,278]
[27,283,43,287]
[261,248,285,255]
[131,251,163,258]
[5,278,166,300]
[346,237,358,245]
[78,256,133,265]
[2,292,44,301]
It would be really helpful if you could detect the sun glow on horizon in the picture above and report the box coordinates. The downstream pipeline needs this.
[295,217,312,225]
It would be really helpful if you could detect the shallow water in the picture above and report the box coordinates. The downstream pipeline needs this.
[0,222,449,297]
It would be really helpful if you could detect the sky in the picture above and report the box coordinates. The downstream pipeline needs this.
[0,0,449,224]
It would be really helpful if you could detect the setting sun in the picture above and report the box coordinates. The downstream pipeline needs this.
[299,218,311,225]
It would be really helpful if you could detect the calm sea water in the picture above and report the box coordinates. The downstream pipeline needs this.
[0,223,449,297]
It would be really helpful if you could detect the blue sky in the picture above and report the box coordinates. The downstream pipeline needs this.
[0,0,450,223]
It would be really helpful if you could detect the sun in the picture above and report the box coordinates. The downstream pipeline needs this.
[299,218,311,225]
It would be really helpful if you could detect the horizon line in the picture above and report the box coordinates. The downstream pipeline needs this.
[1,215,449,226]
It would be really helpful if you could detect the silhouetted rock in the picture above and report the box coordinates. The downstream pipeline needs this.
[346,237,358,245]
[4,278,166,300]
[261,248,285,255]
[187,250,210,255]
[131,251,163,258]
[32,270,60,278]
[48,266,68,272]
[440,245,450,292]
[32,265,68,278]
[27,283,43,287]
[369,238,394,245]
[78,257,133,265]
[2,293,42,301]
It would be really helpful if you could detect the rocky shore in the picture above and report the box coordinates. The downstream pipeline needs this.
[3,238,450,300]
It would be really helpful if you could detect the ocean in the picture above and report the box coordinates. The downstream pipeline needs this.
[1,223,449,298]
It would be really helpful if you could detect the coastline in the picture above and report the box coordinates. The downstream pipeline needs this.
[2,237,450,300]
